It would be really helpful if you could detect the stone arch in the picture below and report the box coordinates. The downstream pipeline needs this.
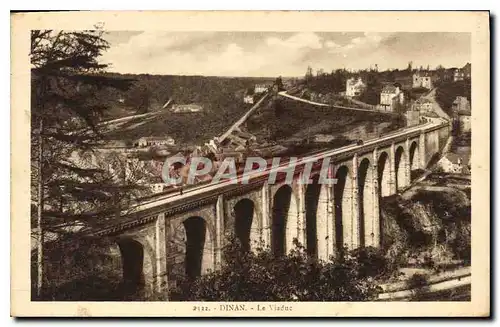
[117,238,145,296]
[333,165,352,252]
[272,184,299,256]
[358,158,375,247]
[409,141,419,172]
[378,151,391,197]
[305,174,328,259]
[168,212,215,282]
[181,216,214,279]
[233,198,257,252]
[395,146,407,191]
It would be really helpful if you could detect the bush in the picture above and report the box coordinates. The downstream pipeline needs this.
[350,246,389,279]
[407,273,430,301]
[169,238,384,301]
[449,221,471,265]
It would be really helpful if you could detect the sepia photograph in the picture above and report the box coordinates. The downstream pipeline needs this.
[10,11,490,317]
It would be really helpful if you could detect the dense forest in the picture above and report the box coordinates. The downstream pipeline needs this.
[94,73,275,119]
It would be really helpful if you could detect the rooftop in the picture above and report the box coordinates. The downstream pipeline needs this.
[381,85,399,94]
[453,96,470,104]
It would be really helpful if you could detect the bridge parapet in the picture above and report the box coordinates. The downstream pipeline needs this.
[60,120,452,299]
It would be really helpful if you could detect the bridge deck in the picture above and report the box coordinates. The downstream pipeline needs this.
[278,91,399,115]
[86,120,449,236]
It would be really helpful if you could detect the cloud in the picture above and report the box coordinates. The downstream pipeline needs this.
[325,40,340,49]
[266,32,323,50]
[329,32,388,54]
[102,31,325,76]
[100,31,470,76]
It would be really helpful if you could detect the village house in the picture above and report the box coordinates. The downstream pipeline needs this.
[453,63,471,82]
[412,72,433,89]
[452,96,471,112]
[150,183,165,194]
[243,94,254,104]
[462,62,471,79]
[314,134,336,143]
[420,111,443,124]
[254,84,269,94]
[345,77,366,97]
[405,109,420,127]
[135,136,175,148]
[457,111,471,133]
[379,84,404,112]
[437,153,471,174]
[452,96,471,134]
[453,68,465,82]
[412,97,434,113]
[170,104,203,113]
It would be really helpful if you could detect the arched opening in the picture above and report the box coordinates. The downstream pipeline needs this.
[183,217,207,279]
[378,151,391,197]
[233,198,255,252]
[117,239,145,296]
[272,185,298,256]
[305,174,321,258]
[409,141,419,172]
[334,165,352,253]
[395,146,407,191]
[358,158,375,247]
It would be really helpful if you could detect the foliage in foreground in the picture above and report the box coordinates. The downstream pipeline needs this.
[169,239,386,301]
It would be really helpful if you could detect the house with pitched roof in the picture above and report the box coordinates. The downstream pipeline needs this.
[379,84,404,112]
[437,152,471,174]
[412,72,433,89]
[412,97,434,113]
[345,77,366,97]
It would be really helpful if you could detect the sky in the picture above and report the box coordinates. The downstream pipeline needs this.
[100,31,471,77]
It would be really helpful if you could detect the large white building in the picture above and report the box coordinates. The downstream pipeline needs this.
[379,85,405,112]
[412,72,433,89]
[345,77,366,97]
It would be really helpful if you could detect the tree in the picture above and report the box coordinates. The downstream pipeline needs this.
[274,75,284,91]
[30,29,137,298]
[125,79,153,113]
[169,237,384,301]
[305,66,313,82]
[407,61,413,72]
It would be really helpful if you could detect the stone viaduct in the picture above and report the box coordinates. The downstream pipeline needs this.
[74,121,450,298]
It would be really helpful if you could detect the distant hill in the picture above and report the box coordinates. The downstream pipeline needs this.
[89,73,276,145]
[95,73,276,120]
